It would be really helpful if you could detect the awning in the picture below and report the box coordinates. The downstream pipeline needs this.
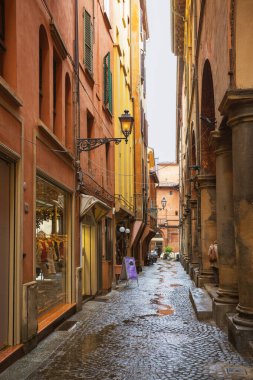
[129,221,144,248]
[140,226,157,245]
[150,237,164,242]
[80,194,111,221]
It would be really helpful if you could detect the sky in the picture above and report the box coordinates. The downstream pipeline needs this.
[146,0,177,163]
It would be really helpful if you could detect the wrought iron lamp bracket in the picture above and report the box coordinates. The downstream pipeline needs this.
[77,137,127,152]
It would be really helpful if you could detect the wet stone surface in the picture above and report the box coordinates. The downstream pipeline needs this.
[1,260,253,380]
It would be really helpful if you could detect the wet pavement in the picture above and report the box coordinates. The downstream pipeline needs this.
[1,260,253,380]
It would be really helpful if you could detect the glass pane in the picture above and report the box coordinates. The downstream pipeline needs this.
[36,177,68,317]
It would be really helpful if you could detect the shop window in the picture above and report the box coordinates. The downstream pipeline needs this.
[36,176,69,317]
[0,0,5,76]
[0,157,13,349]
[105,218,112,261]
[39,25,50,126]
[65,73,72,149]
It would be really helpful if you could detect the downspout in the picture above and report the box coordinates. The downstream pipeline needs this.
[75,0,80,158]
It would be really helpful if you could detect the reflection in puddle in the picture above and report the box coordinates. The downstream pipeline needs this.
[80,324,117,356]
[157,307,174,316]
[169,284,183,288]
[150,298,175,316]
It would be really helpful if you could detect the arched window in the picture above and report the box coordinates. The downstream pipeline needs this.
[39,25,50,126]
[65,73,72,149]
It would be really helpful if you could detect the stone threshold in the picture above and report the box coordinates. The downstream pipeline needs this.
[0,344,24,373]
[38,303,76,342]
[189,287,213,321]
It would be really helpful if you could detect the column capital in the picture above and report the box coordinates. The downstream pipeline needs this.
[197,175,216,189]
[219,89,253,128]
[210,129,232,155]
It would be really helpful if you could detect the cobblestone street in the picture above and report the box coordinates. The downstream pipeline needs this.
[1,260,253,380]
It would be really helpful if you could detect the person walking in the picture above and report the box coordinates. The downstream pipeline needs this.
[208,240,219,286]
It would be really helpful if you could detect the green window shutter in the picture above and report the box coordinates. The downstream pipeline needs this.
[109,70,112,114]
[103,52,112,114]
[84,10,93,74]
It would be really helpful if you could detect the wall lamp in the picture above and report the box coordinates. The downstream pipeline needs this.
[161,196,167,210]
[77,110,134,152]
[189,165,201,170]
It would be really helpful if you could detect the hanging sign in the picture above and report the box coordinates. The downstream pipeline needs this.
[120,257,138,282]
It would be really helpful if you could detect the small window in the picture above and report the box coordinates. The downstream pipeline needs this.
[84,10,93,75]
[169,191,173,196]
[103,52,112,114]
[104,0,110,18]
[175,211,178,216]
[0,0,5,44]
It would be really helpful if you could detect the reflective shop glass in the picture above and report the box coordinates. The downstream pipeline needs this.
[36,177,68,316]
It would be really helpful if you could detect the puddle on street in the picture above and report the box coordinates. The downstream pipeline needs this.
[80,324,117,356]
[169,284,183,288]
[157,307,174,316]
[150,297,175,316]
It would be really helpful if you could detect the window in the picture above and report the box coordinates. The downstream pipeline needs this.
[105,218,113,261]
[84,10,93,75]
[39,25,50,126]
[65,73,72,149]
[0,0,4,75]
[169,191,173,196]
[36,177,69,316]
[0,0,5,45]
[175,211,178,216]
[104,0,110,18]
[53,50,62,135]
[103,52,112,114]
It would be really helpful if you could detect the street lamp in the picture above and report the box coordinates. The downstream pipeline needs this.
[77,110,134,152]
[161,196,167,210]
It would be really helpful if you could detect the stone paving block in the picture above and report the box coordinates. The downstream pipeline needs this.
[0,261,252,380]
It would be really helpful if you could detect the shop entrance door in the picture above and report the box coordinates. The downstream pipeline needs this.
[82,214,97,296]
[97,221,103,294]
[0,158,11,349]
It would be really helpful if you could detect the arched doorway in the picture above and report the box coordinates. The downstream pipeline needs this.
[197,59,217,286]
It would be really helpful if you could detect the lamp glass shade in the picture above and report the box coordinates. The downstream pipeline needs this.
[119,110,134,139]
[125,228,130,234]
[119,226,125,233]
[161,197,167,209]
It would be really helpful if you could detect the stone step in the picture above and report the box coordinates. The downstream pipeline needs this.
[204,283,219,300]
[189,287,213,321]
[248,341,253,357]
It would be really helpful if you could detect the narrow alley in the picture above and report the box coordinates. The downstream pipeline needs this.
[1,260,252,380]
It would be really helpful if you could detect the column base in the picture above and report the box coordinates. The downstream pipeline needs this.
[193,267,199,286]
[197,271,214,288]
[189,263,199,280]
[213,300,237,331]
[227,314,253,356]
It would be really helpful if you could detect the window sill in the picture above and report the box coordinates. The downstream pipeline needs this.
[84,67,95,87]
[38,120,74,161]
[102,104,113,121]
[0,76,23,108]
[103,12,112,31]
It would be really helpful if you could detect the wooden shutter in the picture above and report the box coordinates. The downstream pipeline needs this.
[84,10,93,74]
[103,53,112,114]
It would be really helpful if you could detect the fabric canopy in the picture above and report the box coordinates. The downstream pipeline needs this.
[129,221,144,248]
[80,194,111,221]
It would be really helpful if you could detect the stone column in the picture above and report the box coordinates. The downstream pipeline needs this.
[211,129,238,330]
[189,199,199,280]
[197,175,216,287]
[220,90,253,354]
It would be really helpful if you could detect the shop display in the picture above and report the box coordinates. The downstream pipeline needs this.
[36,177,69,317]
